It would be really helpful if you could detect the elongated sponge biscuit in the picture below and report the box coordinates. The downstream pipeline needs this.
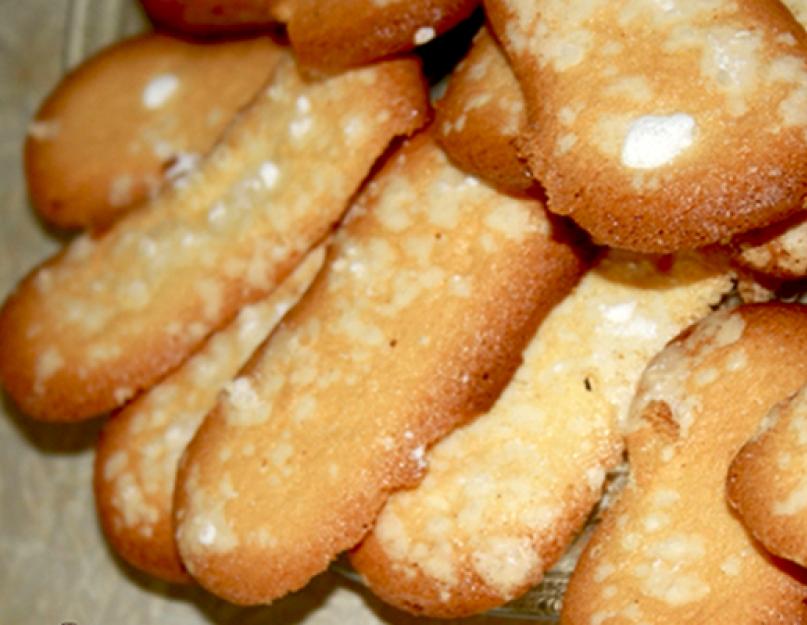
[286,0,480,71]
[26,33,284,229]
[173,132,587,605]
[94,247,323,583]
[486,0,807,252]
[728,383,807,568]
[350,250,734,618]
[435,25,534,195]
[733,213,807,280]
[562,304,807,625]
[0,55,429,421]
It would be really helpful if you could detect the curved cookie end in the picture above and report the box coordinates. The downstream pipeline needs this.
[727,384,807,569]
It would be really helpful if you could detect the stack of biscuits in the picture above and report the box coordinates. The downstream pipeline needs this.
[4,0,807,621]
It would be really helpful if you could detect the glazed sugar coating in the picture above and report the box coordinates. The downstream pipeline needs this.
[350,251,733,618]
[26,33,284,229]
[139,0,289,35]
[733,213,807,279]
[728,384,807,567]
[286,0,480,71]
[0,55,429,422]
[435,25,535,195]
[562,304,807,625]
[173,133,587,606]
[486,0,807,252]
[93,247,323,584]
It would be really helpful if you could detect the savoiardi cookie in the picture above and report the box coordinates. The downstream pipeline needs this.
[26,33,284,229]
[286,0,480,71]
[434,25,535,195]
[726,0,807,282]
[728,383,807,568]
[0,55,428,422]
[562,304,807,625]
[486,0,807,252]
[732,213,807,280]
[350,250,734,618]
[94,247,323,583]
[173,132,586,606]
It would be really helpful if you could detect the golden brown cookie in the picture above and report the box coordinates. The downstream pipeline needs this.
[139,0,289,35]
[94,247,323,583]
[434,25,535,195]
[286,0,480,71]
[728,384,807,568]
[173,132,587,606]
[562,304,807,625]
[726,1,807,281]
[26,33,284,229]
[783,0,807,26]
[733,213,807,279]
[0,55,429,422]
[350,250,734,618]
[486,0,807,252]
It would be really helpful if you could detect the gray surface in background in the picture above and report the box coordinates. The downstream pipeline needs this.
[0,1,543,622]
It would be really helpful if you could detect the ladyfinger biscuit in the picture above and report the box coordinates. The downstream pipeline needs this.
[728,0,807,281]
[486,0,807,252]
[350,251,734,618]
[0,55,429,422]
[26,33,284,229]
[783,0,807,26]
[286,0,480,71]
[94,247,323,584]
[562,304,807,625]
[173,132,587,605]
[139,0,289,35]
[734,213,807,279]
[435,25,535,195]
[728,384,807,568]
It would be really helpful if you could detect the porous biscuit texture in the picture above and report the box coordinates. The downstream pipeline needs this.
[728,384,807,568]
[0,55,429,421]
[173,132,587,605]
[435,25,535,195]
[727,0,807,281]
[733,213,807,279]
[26,33,284,229]
[94,248,323,583]
[350,250,734,618]
[287,0,480,70]
[562,304,807,625]
[487,0,807,252]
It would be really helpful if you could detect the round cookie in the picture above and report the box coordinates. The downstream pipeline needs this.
[486,0,807,253]
[26,33,285,229]
[562,304,807,625]
[728,384,807,568]
[434,25,536,195]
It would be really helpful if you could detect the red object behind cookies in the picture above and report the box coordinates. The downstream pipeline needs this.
[139,0,289,35]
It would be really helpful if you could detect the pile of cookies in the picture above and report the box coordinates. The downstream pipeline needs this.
[4,0,807,621]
